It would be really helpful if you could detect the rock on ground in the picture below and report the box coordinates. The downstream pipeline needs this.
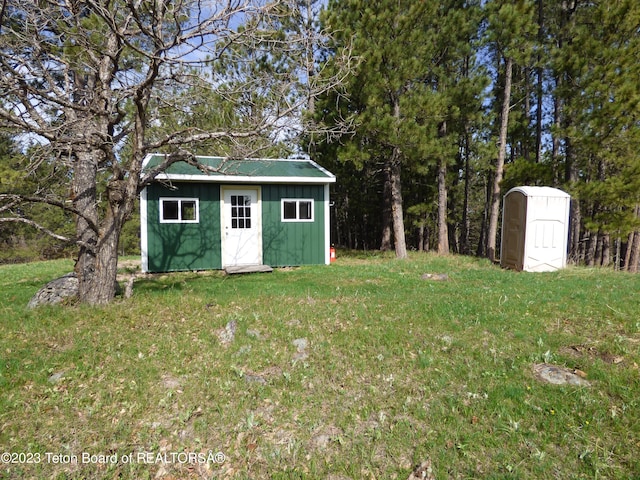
[533,363,590,387]
[421,273,449,281]
[292,337,309,361]
[27,273,122,307]
[28,273,78,308]
[217,320,237,346]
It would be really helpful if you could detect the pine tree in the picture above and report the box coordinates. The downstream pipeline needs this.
[551,0,640,268]
[318,0,483,255]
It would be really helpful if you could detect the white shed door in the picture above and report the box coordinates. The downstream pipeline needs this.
[222,188,262,266]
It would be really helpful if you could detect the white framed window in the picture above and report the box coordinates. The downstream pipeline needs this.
[281,199,314,222]
[160,198,199,223]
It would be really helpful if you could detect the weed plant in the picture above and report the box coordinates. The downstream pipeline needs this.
[1,253,639,479]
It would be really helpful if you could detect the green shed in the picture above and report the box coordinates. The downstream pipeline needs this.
[140,154,336,273]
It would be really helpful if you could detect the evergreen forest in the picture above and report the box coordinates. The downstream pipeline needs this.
[1,0,639,272]
[313,0,640,271]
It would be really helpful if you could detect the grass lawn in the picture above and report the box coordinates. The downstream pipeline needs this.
[1,252,639,479]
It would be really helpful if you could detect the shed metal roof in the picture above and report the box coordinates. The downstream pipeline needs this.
[143,154,335,184]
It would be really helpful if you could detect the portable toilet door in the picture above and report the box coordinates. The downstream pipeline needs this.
[500,186,571,272]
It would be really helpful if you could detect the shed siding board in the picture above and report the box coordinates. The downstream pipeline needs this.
[261,184,325,266]
[146,183,221,272]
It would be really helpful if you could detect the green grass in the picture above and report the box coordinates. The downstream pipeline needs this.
[1,252,639,479]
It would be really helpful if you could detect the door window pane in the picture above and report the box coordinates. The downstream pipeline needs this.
[230,195,251,229]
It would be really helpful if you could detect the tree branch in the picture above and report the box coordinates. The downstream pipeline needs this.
[139,149,196,187]
[0,217,72,243]
[0,193,100,235]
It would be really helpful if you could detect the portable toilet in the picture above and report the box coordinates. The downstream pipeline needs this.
[500,186,571,272]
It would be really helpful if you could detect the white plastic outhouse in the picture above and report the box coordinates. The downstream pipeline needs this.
[500,186,571,272]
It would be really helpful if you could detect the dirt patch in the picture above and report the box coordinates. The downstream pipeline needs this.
[118,258,141,270]
[308,425,343,450]
[243,366,283,385]
[116,259,142,298]
[160,374,183,390]
[559,344,625,365]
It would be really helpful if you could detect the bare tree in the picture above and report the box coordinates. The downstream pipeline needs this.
[0,0,351,304]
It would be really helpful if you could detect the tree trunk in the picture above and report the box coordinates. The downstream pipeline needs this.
[68,28,126,305]
[594,231,610,267]
[600,233,610,267]
[585,231,597,266]
[436,118,449,255]
[623,232,633,270]
[558,0,581,264]
[629,230,640,273]
[535,0,544,163]
[388,93,407,259]
[380,167,393,251]
[73,150,100,303]
[594,232,603,266]
[437,157,449,255]
[90,219,121,303]
[566,149,581,264]
[628,205,640,272]
[523,66,531,162]
[487,56,513,262]
[416,212,429,252]
[388,153,407,259]
[461,129,471,255]
[72,159,124,304]
[72,146,135,305]
[476,177,490,257]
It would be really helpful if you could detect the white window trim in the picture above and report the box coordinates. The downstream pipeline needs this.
[159,197,200,224]
[281,198,314,222]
